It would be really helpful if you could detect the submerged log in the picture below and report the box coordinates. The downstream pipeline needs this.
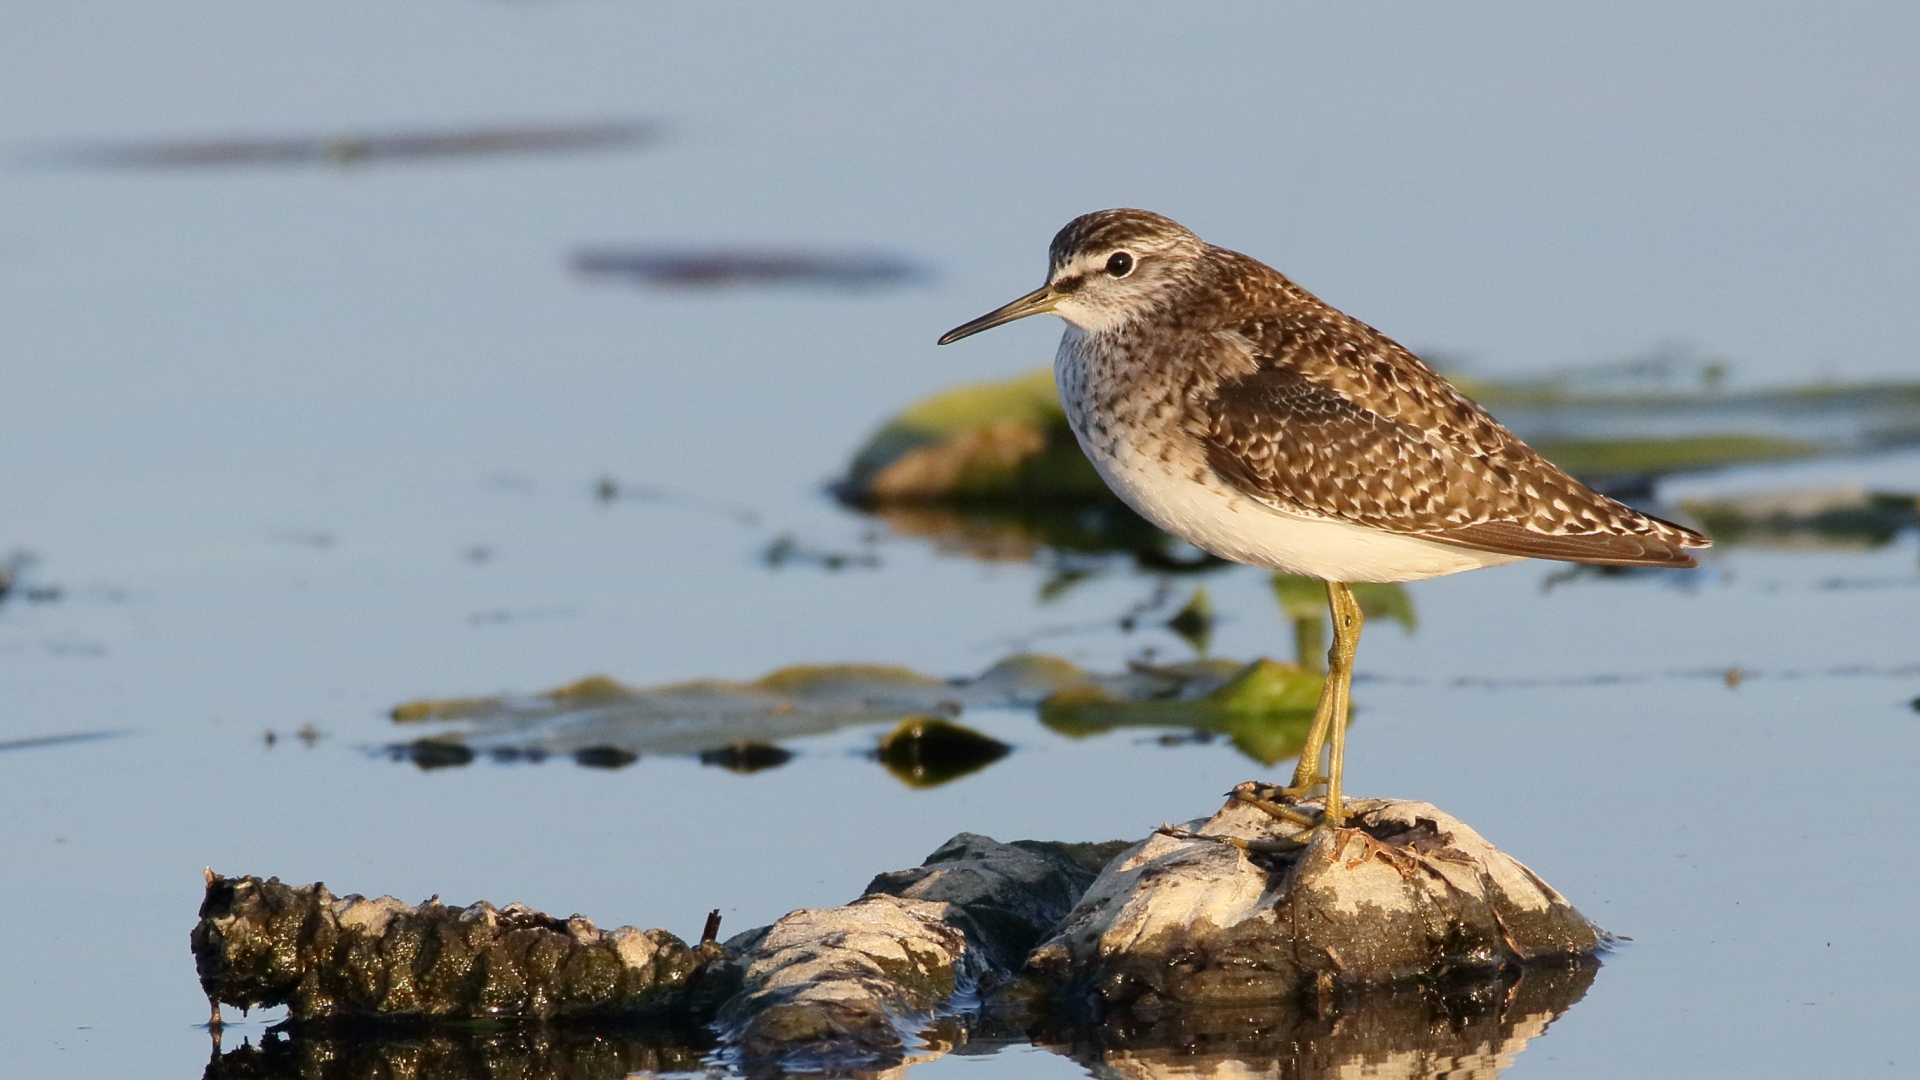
[194,786,1605,1075]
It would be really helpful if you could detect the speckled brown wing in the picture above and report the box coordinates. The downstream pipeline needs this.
[1201,333,1707,568]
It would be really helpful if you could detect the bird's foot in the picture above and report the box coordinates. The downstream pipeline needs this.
[1232,783,1322,827]
[1156,823,1309,853]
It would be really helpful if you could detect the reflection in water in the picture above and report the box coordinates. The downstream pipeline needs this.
[204,1026,707,1080]
[1034,960,1598,1080]
[1040,659,1318,767]
[200,961,1594,1080]
[35,120,659,170]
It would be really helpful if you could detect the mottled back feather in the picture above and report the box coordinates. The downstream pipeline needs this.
[1186,250,1707,567]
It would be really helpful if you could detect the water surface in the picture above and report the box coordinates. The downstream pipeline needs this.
[3,3,1918,1077]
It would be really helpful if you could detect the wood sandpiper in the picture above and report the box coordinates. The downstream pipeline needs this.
[939,208,1709,831]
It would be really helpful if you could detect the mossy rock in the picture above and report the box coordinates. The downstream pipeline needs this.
[839,368,1109,503]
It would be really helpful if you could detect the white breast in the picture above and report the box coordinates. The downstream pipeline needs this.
[1055,331,1520,584]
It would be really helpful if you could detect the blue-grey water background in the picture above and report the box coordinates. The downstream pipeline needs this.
[3,3,1918,1076]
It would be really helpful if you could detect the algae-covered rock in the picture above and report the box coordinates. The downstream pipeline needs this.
[1025,784,1605,1007]
[839,369,1108,503]
[192,872,724,1025]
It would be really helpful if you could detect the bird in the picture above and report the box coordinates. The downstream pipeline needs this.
[938,209,1709,833]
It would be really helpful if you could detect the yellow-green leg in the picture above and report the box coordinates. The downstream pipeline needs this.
[1284,581,1364,828]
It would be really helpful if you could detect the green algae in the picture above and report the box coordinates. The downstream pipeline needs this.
[1039,659,1324,766]
[1532,433,1823,476]
[754,663,946,696]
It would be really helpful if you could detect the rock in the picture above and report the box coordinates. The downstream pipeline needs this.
[193,794,1606,1076]
[712,833,1124,1073]
[1026,784,1605,1007]
[191,872,724,1024]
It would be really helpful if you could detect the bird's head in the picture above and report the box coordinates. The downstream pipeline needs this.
[939,209,1208,344]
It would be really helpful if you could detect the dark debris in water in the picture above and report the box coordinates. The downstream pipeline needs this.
[698,740,793,773]
[35,119,659,170]
[0,550,61,606]
[875,717,1011,788]
[572,248,928,290]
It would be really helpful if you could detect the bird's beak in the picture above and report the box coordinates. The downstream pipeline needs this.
[937,284,1059,345]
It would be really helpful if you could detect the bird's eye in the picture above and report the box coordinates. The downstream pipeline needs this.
[1105,251,1135,278]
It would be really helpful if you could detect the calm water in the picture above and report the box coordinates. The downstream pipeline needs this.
[3,4,1918,1077]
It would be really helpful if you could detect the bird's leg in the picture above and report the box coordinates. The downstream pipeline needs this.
[1283,582,1343,796]
[1281,584,1363,829]
[1321,582,1363,829]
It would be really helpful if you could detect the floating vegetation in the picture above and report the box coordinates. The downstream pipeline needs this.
[1529,434,1824,479]
[1271,574,1416,672]
[1680,486,1919,549]
[385,654,1326,778]
[34,119,658,170]
[1455,358,1920,486]
[1040,659,1323,767]
[572,248,927,290]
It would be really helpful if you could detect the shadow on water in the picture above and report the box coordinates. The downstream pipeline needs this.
[572,248,929,291]
[200,960,1595,1080]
